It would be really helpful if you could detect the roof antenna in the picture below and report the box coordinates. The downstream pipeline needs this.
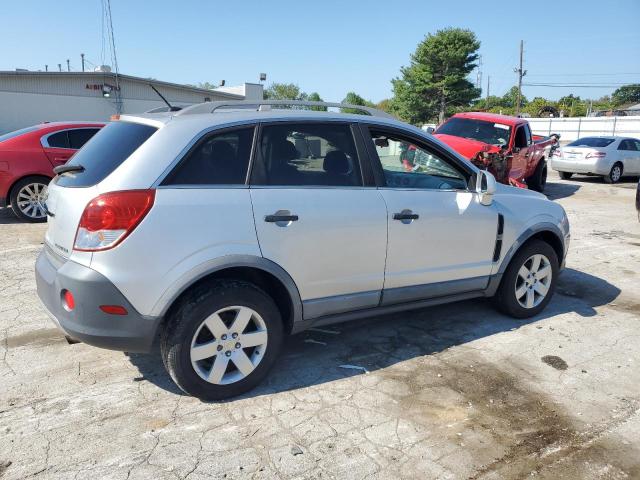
[149,84,181,111]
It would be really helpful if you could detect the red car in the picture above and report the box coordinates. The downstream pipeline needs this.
[432,112,558,192]
[0,122,104,222]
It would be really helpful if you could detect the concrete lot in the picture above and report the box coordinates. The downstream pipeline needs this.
[1,172,639,479]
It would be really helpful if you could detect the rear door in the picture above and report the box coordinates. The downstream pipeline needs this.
[250,121,387,319]
[41,128,100,167]
[618,139,640,174]
[362,125,498,305]
[41,130,74,167]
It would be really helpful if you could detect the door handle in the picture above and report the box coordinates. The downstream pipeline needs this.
[393,210,419,221]
[265,213,299,223]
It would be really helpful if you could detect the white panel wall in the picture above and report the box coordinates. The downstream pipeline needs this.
[528,116,640,141]
[422,116,640,142]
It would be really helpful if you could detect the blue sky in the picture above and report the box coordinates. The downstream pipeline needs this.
[2,0,639,103]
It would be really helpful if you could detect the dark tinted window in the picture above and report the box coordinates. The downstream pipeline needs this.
[47,131,70,148]
[163,127,254,185]
[0,126,39,143]
[55,122,157,188]
[567,137,615,148]
[514,127,527,148]
[68,128,100,149]
[254,123,362,186]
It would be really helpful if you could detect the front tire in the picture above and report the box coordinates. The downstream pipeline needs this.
[493,239,559,319]
[10,176,50,222]
[161,280,283,400]
[603,163,623,184]
[559,171,573,180]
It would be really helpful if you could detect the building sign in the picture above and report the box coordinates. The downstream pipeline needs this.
[85,83,120,91]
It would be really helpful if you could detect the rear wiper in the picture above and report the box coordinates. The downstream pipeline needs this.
[53,164,85,175]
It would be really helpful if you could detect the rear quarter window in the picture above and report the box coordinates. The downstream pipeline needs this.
[55,122,157,188]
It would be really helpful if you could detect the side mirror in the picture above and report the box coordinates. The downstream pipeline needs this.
[476,170,497,206]
[426,127,435,134]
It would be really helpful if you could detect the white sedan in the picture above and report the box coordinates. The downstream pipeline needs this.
[550,136,640,183]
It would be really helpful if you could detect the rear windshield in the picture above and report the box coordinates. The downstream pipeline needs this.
[55,122,157,187]
[0,126,40,143]
[567,137,615,148]
[435,117,511,147]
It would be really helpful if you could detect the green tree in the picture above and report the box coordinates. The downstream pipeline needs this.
[376,98,392,113]
[196,82,218,90]
[502,86,528,109]
[307,92,327,111]
[263,83,308,101]
[341,91,375,114]
[611,84,640,106]
[391,28,481,124]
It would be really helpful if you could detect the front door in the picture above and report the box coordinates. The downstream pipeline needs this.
[363,125,499,305]
[250,121,388,319]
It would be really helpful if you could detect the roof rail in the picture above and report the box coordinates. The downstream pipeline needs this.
[174,99,394,119]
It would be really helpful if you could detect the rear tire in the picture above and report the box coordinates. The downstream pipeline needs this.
[10,176,50,223]
[559,171,573,180]
[493,239,559,319]
[527,160,547,192]
[603,163,623,184]
[161,279,283,400]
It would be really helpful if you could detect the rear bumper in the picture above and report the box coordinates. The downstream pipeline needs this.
[550,157,611,175]
[35,246,161,353]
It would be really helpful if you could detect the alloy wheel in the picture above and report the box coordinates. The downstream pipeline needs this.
[611,165,622,183]
[190,306,268,385]
[515,254,552,309]
[16,182,48,220]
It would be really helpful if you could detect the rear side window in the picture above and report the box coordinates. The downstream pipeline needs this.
[47,131,70,148]
[162,127,254,185]
[68,128,100,149]
[253,123,362,187]
[567,137,615,148]
[55,122,157,188]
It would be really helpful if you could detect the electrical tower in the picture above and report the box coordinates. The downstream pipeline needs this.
[476,55,483,91]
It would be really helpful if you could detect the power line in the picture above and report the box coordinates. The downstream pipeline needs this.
[523,83,631,88]
[526,72,640,77]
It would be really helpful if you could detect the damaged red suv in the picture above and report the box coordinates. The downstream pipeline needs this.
[0,122,104,222]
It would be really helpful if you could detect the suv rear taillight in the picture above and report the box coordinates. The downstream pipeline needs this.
[586,151,606,159]
[74,190,155,251]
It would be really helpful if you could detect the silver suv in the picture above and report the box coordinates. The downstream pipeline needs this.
[36,100,570,399]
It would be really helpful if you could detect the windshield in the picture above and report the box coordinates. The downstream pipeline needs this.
[0,126,40,143]
[567,137,615,148]
[55,122,157,188]
[435,118,511,146]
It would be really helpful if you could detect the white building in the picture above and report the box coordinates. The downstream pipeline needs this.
[0,70,264,134]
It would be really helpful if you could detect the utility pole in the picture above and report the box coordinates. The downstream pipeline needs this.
[486,75,491,108]
[45,64,48,72]
[66,59,70,72]
[81,53,85,72]
[58,63,62,72]
[476,55,483,90]
[514,40,527,116]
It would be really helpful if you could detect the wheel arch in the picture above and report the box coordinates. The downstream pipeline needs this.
[487,223,566,296]
[158,256,303,335]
